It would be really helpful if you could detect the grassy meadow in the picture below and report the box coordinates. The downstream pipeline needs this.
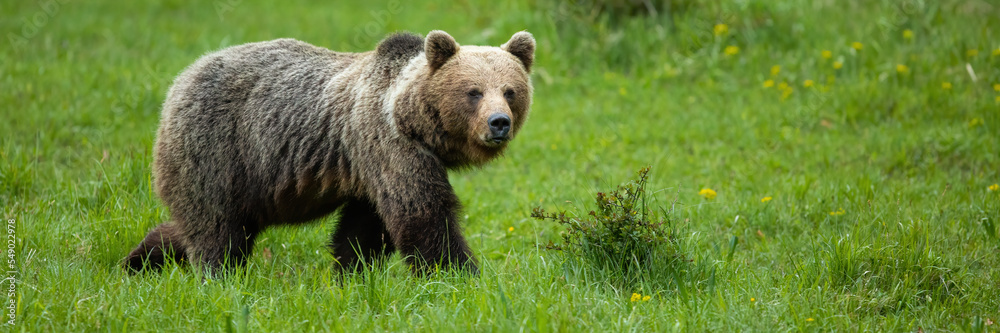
[3,0,1000,331]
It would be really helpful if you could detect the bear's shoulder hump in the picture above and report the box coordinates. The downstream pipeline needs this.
[375,32,424,60]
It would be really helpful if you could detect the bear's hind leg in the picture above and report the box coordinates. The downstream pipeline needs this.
[124,222,189,273]
[331,200,396,270]
[183,219,259,275]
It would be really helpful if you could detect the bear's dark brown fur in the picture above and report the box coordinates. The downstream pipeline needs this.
[123,30,535,275]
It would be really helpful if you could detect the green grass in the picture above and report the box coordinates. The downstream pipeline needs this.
[3,0,999,331]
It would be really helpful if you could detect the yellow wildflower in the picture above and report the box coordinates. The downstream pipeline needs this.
[807,318,815,322]
[781,87,794,100]
[833,61,843,70]
[763,80,775,88]
[829,208,846,216]
[630,293,641,302]
[896,64,909,74]
[761,196,773,203]
[942,82,952,90]
[642,295,651,301]
[993,83,999,92]
[803,79,814,88]
[969,118,982,128]
[750,297,756,302]
[778,82,789,90]
[852,42,863,50]
[508,226,514,232]
[821,50,832,59]
[724,45,740,56]
[714,24,729,36]
[989,184,999,191]
[967,49,979,57]
[771,65,781,76]
[903,29,913,39]
[699,188,717,200]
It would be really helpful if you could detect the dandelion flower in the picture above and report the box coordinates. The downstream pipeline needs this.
[969,118,982,128]
[771,65,781,76]
[896,64,909,74]
[763,80,775,88]
[989,184,999,191]
[803,79,815,88]
[761,196,773,203]
[699,188,717,200]
[781,87,794,100]
[903,29,914,39]
[833,61,843,70]
[821,50,832,59]
[508,226,514,232]
[852,42,863,51]
[807,318,815,322]
[751,297,756,302]
[779,81,793,98]
[942,82,952,90]
[967,49,979,57]
[714,24,729,36]
[724,45,740,56]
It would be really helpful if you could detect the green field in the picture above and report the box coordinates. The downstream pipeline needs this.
[3,0,1000,331]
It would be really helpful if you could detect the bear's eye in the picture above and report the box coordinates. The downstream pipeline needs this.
[467,89,483,100]
[504,89,515,101]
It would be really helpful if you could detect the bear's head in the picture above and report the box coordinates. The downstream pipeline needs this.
[418,30,534,167]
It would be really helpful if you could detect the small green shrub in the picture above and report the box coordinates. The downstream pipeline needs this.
[532,167,688,288]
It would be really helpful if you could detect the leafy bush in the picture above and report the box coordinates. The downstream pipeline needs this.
[532,167,689,288]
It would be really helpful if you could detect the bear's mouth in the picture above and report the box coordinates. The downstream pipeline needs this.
[480,135,509,148]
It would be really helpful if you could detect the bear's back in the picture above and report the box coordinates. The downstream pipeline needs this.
[164,38,355,114]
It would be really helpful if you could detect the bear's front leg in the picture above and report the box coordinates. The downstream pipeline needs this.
[330,199,396,270]
[374,159,478,275]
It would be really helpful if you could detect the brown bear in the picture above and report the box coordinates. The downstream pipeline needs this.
[123,30,535,275]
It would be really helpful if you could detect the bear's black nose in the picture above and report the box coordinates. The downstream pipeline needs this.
[488,114,511,141]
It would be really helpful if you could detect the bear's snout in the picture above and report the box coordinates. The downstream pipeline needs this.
[487,113,511,143]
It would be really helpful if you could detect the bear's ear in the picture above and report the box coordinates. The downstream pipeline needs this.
[502,31,535,73]
[425,30,459,72]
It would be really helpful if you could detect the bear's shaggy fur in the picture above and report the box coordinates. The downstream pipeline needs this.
[123,30,535,275]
